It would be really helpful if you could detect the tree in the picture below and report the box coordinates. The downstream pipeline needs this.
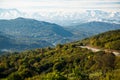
[7,72,22,80]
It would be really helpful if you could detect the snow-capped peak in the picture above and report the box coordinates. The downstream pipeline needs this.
[0,8,120,26]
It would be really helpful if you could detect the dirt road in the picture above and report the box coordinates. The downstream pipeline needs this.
[79,46,120,56]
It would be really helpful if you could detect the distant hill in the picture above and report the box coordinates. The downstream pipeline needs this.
[68,21,120,40]
[0,32,14,49]
[0,17,73,37]
[0,17,73,51]
[0,32,52,52]
[0,18,120,51]
[79,29,120,50]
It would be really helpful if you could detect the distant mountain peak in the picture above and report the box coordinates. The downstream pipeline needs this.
[13,17,33,21]
[15,17,25,20]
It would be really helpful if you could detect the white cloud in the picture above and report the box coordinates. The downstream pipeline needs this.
[0,0,120,12]
[0,1,120,25]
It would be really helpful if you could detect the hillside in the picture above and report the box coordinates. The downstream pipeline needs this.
[0,30,120,80]
[79,29,120,50]
[0,17,73,37]
[0,17,73,51]
[0,32,52,53]
[0,32,14,49]
[68,21,120,40]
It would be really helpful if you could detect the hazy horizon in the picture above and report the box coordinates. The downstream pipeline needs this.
[0,0,120,12]
[0,0,120,26]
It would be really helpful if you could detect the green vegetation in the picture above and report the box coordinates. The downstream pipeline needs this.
[0,29,120,80]
[80,29,120,50]
[0,18,73,51]
[0,43,119,80]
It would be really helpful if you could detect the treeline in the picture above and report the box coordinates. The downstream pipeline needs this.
[0,43,120,80]
[80,29,120,50]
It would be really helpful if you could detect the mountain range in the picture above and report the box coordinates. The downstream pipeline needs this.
[0,17,120,52]
[67,21,120,40]
[0,17,73,52]
[0,8,120,26]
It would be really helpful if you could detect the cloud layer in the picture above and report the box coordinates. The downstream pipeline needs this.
[0,0,120,11]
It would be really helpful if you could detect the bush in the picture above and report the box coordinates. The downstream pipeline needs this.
[53,61,65,71]
[44,72,67,80]
[7,72,22,80]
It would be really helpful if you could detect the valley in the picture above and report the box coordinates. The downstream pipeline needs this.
[0,18,120,52]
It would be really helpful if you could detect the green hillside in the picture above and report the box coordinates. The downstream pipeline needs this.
[0,32,53,52]
[0,17,73,51]
[0,30,120,80]
[80,29,120,50]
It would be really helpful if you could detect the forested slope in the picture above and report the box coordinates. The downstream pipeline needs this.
[0,30,120,80]
[80,29,120,50]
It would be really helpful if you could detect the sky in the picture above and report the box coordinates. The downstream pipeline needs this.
[0,0,120,12]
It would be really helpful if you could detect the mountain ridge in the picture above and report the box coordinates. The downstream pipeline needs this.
[0,17,73,51]
[0,17,120,51]
[68,21,120,40]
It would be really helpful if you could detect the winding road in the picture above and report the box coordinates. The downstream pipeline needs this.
[79,46,120,56]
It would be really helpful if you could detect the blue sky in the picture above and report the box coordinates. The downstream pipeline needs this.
[0,0,120,12]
